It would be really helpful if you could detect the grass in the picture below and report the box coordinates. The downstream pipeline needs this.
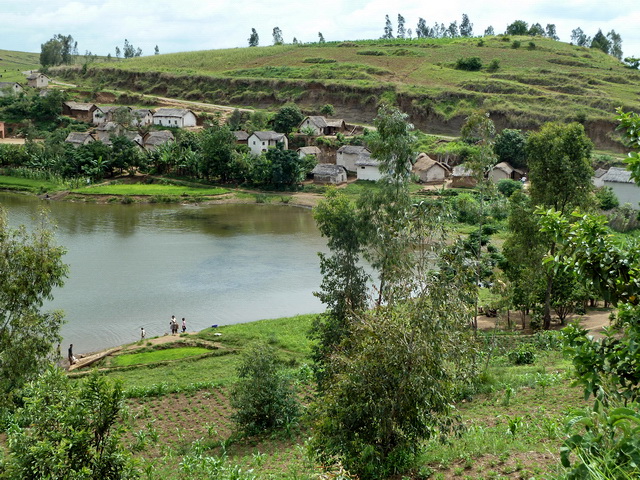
[0,174,61,193]
[110,347,212,367]
[0,49,40,83]
[72,183,229,196]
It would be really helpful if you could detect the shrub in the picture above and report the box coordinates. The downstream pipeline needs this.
[527,41,536,50]
[455,56,483,71]
[487,59,500,72]
[230,343,300,436]
[508,345,536,365]
[357,50,386,56]
[511,40,522,49]
[595,186,619,210]
[497,179,523,197]
[303,57,336,64]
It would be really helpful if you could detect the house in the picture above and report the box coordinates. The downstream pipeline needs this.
[592,168,608,188]
[247,131,288,156]
[297,146,321,160]
[298,116,347,136]
[63,101,98,123]
[233,131,249,144]
[143,130,175,151]
[450,165,477,188]
[65,132,95,147]
[152,108,197,128]
[95,122,143,147]
[355,157,382,181]
[489,162,524,182]
[601,167,640,208]
[131,109,154,127]
[412,153,449,184]
[336,145,370,172]
[311,164,348,185]
[0,82,23,97]
[26,73,50,88]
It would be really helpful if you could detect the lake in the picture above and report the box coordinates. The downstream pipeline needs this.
[0,193,328,353]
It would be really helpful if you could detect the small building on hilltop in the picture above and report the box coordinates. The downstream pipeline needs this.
[450,165,477,188]
[63,101,98,123]
[143,130,175,151]
[489,162,524,182]
[311,164,348,185]
[337,145,371,173]
[356,157,382,181]
[0,82,24,97]
[247,131,288,156]
[152,108,197,128]
[26,73,50,88]
[601,167,640,208]
[412,153,449,184]
[65,132,95,147]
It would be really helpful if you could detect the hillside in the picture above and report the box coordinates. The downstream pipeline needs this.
[0,49,39,82]
[50,36,640,149]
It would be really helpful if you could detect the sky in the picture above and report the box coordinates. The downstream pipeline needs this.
[2,0,639,59]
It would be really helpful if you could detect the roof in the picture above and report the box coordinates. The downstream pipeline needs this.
[0,82,21,88]
[452,165,474,177]
[413,153,447,172]
[325,119,346,128]
[594,167,608,179]
[64,101,96,111]
[153,108,193,118]
[337,145,370,154]
[144,130,175,146]
[301,116,328,128]
[26,73,48,80]
[65,132,94,144]
[602,167,634,184]
[298,146,321,155]
[251,131,286,142]
[355,157,379,167]
[96,121,118,132]
[492,161,515,175]
[132,109,152,117]
[312,164,347,176]
[233,130,249,141]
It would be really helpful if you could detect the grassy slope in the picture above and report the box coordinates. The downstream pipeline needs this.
[0,50,39,83]
[74,36,640,128]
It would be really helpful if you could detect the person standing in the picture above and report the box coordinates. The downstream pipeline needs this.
[68,344,74,365]
[141,327,146,340]
[182,318,186,333]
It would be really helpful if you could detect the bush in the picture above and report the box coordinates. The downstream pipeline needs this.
[508,345,536,365]
[230,343,300,436]
[455,56,483,71]
[511,40,521,49]
[595,186,619,210]
[356,50,386,56]
[497,179,523,197]
[527,41,536,50]
[303,57,336,64]
[487,59,500,72]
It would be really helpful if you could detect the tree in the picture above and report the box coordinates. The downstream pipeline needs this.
[154,45,159,55]
[624,57,640,69]
[5,368,138,479]
[545,24,559,40]
[397,14,406,39]
[0,209,67,407]
[122,39,135,58]
[230,343,300,435]
[416,18,428,38]
[460,14,473,37]
[571,27,590,47]
[494,128,527,169]
[527,122,594,328]
[248,28,259,47]
[115,46,121,59]
[319,103,334,116]
[607,30,623,60]
[484,26,495,36]
[266,144,306,188]
[40,34,76,68]
[446,21,459,38]
[591,29,611,54]
[198,123,237,182]
[383,15,394,39]
[506,20,528,36]
[318,32,325,43]
[272,103,303,134]
[528,23,545,36]
[272,26,283,45]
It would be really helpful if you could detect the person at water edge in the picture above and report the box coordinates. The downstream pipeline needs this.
[182,318,186,333]
[68,344,74,365]
[141,327,146,340]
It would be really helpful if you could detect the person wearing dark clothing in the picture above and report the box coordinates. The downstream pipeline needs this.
[68,344,74,365]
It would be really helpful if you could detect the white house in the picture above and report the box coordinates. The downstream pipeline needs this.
[93,106,123,125]
[298,116,346,136]
[601,167,640,208]
[131,109,153,127]
[26,73,50,88]
[247,131,288,156]
[489,162,524,182]
[592,168,608,188]
[311,164,348,185]
[412,153,448,184]
[356,157,383,181]
[0,82,23,97]
[152,108,197,128]
[336,145,371,173]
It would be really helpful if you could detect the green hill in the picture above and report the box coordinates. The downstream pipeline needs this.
[0,49,40,83]
[52,36,640,148]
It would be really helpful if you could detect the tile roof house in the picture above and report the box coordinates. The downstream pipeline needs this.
[355,156,382,181]
[601,167,640,208]
[336,145,370,173]
[247,131,288,156]
[0,82,24,97]
[132,109,154,127]
[26,73,50,88]
[233,130,250,144]
[489,162,525,182]
[412,153,449,184]
[143,130,175,151]
[298,116,346,136]
[312,164,348,185]
[95,122,142,147]
[297,146,321,159]
[65,132,95,147]
[63,101,98,123]
[152,108,197,128]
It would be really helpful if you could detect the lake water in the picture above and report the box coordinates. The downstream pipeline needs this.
[0,193,328,353]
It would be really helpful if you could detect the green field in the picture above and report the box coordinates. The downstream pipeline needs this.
[72,183,229,196]
[110,346,212,367]
[0,174,61,193]
[0,49,39,83]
